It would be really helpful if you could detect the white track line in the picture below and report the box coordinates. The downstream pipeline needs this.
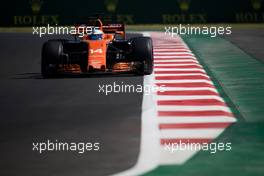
[158,116,236,123]
[154,80,213,84]
[154,52,194,55]
[154,49,191,52]
[113,32,159,176]
[154,63,202,66]
[160,87,217,92]
[154,68,206,72]
[154,73,209,77]
[154,60,198,63]
[113,74,159,176]
[156,95,224,101]
[157,106,231,112]
[154,56,196,59]
[154,47,189,50]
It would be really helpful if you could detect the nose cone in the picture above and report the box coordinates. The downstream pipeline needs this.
[87,40,107,70]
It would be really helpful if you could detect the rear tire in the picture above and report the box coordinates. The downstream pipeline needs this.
[41,40,63,78]
[131,37,153,75]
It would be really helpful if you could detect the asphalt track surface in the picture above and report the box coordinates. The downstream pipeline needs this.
[0,33,142,176]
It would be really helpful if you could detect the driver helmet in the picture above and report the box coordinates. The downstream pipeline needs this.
[89,29,103,40]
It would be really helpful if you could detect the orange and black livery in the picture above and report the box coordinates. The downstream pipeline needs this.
[41,18,153,77]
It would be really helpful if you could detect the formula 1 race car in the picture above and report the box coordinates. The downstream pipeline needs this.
[41,19,153,77]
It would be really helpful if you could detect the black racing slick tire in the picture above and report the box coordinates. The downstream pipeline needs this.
[131,37,153,75]
[41,40,63,78]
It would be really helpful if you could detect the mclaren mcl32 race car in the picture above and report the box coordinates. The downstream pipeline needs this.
[41,19,153,77]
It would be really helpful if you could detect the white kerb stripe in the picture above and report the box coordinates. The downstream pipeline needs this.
[157,106,231,112]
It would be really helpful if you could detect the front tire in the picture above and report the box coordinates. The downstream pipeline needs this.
[41,40,63,78]
[131,37,153,75]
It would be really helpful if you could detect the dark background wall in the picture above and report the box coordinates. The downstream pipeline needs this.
[1,0,264,26]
